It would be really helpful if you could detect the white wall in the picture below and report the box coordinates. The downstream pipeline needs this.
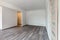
[0,1,26,28]
[2,6,17,29]
[0,6,2,29]
[46,0,58,40]
[26,10,46,26]
[21,10,26,26]
[46,0,51,40]
[58,0,60,40]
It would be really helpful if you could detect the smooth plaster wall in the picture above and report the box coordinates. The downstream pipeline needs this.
[46,0,51,40]
[2,6,17,29]
[21,11,26,26]
[26,10,46,26]
[0,6,2,29]
[58,0,60,40]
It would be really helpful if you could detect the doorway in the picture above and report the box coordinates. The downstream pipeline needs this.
[17,11,22,26]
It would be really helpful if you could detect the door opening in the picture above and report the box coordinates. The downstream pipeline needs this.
[17,11,22,26]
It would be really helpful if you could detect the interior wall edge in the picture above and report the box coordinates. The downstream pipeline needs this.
[0,1,22,11]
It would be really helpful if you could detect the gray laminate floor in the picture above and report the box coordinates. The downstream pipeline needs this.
[0,25,49,40]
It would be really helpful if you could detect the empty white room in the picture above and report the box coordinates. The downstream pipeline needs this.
[0,0,58,40]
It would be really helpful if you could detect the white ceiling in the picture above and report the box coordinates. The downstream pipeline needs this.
[1,0,46,11]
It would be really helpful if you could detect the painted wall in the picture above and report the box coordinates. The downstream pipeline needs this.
[58,0,60,40]
[50,0,58,40]
[0,6,2,29]
[21,11,26,26]
[26,10,46,26]
[46,0,58,40]
[46,0,51,40]
[2,6,17,29]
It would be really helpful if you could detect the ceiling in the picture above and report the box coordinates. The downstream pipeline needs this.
[1,0,46,11]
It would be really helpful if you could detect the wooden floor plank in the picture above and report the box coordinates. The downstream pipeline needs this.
[0,26,49,40]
